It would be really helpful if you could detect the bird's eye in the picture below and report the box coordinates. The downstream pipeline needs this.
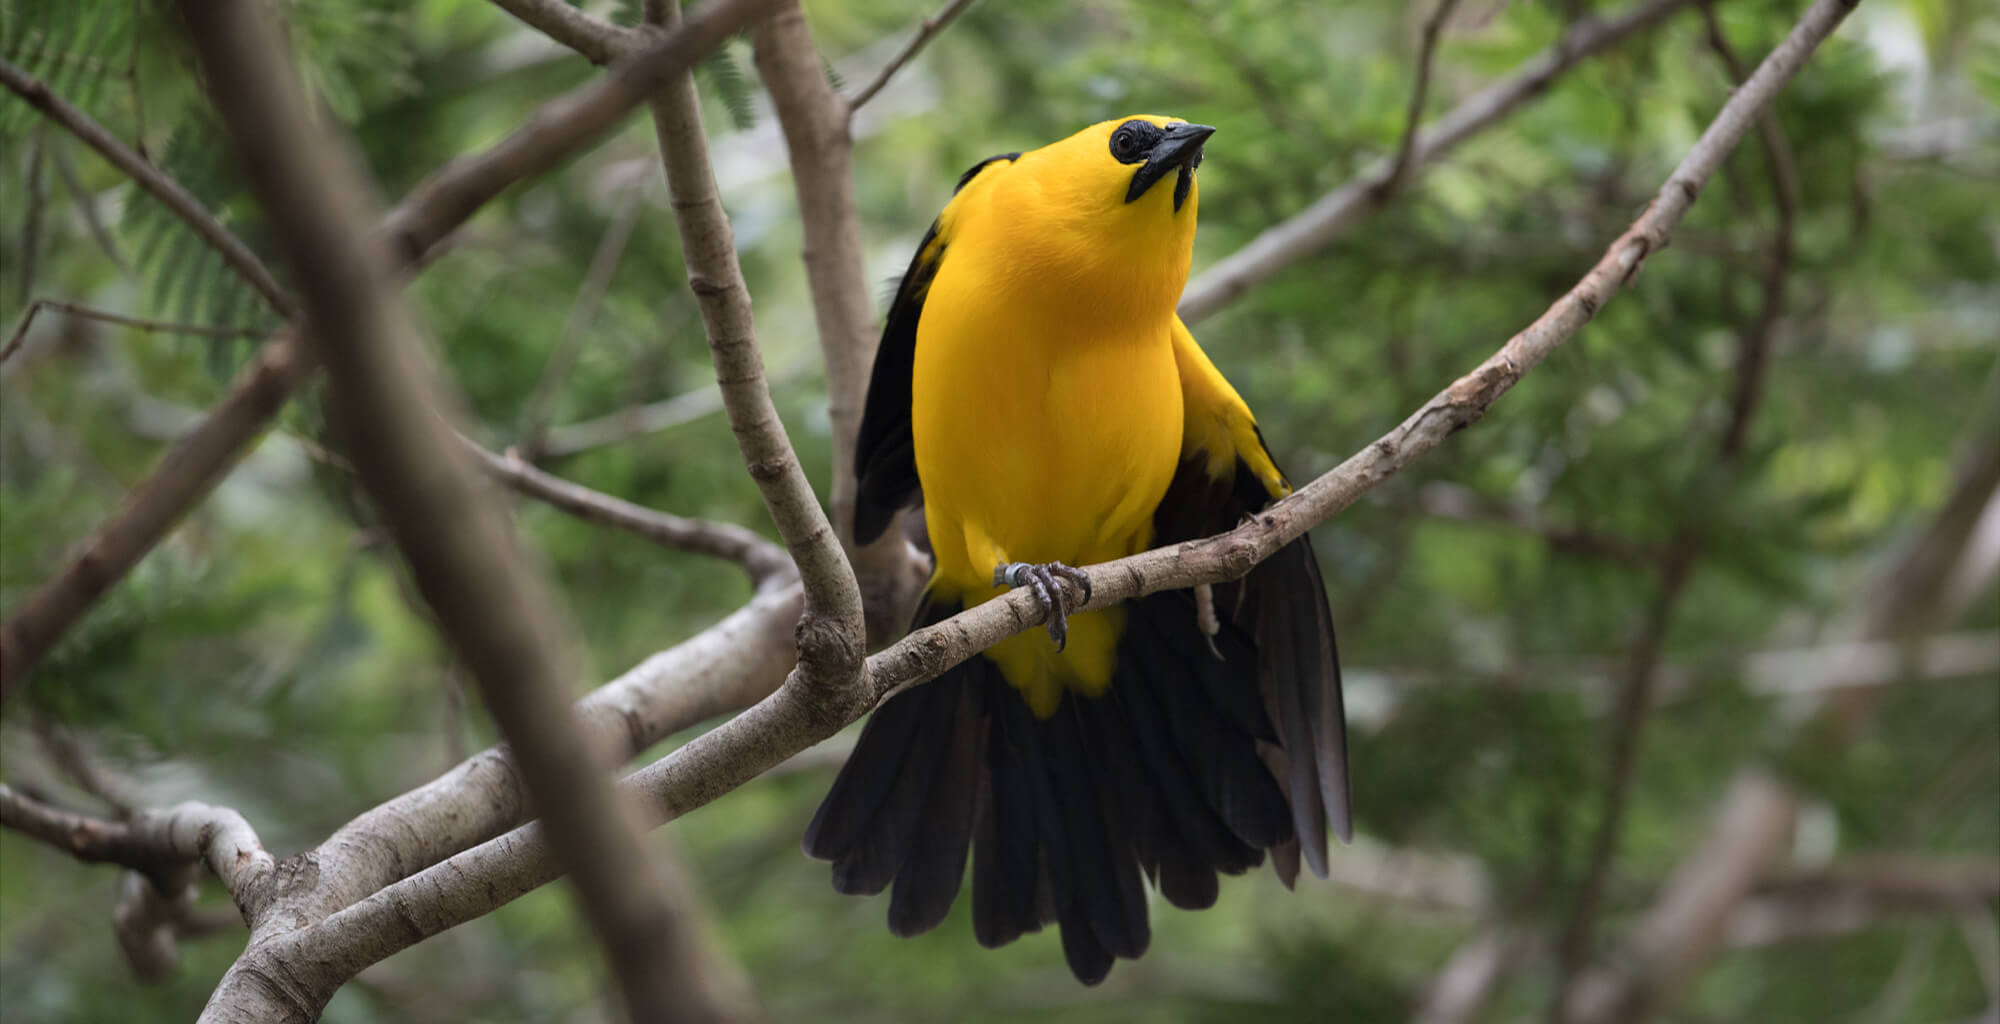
[1108,121,1155,165]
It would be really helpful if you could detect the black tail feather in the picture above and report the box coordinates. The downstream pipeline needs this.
[807,575,1334,985]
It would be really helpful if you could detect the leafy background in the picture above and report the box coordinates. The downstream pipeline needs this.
[1,0,1995,1020]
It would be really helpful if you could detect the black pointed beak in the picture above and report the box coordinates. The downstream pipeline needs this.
[1124,123,1215,212]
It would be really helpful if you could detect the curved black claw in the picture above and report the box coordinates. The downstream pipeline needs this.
[994,561,1091,652]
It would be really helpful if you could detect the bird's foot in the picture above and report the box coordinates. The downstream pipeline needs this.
[993,561,1092,652]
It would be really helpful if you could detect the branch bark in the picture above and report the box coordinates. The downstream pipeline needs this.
[752,0,927,644]
[1178,0,1702,323]
[175,3,727,1021]
[0,784,276,922]
[253,0,1858,988]
[646,0,867,696]
[465,436,796,586]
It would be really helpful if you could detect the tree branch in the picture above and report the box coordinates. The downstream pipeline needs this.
[0,784,275,921]
[0,59,293,318]
[845,0,978,112]
[646,1,867,696]
[377,0,783,271]
[0,334,313,701]
[484,0,637,65]
[1,298,264,369]
[464,436,795,585]
[176,3,719,1021]
[271,0,1858,981]
[517,179,645,458]
[752,0,927,644]
[1178,0,1702,322]
[1381,0,1463,195]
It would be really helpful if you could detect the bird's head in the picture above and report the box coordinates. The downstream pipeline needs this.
[964,115,1213,311]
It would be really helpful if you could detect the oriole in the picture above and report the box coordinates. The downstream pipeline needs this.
[806,115,1351,984]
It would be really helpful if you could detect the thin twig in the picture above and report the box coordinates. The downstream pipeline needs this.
[1179,0,1702,322]
[518,179,645,457]
[1,298,263,367]
[465,435,795,584]
[51,141,129,272]
[1381,0,1463,194]
[484,0,637,65]
[647,0,866,694]
[294,0,1863,976]
[845,0,977,112]
[177,3,712,1022]
[0,59,292,316]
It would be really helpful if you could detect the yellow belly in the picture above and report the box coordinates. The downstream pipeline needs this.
[911,261,1184,717]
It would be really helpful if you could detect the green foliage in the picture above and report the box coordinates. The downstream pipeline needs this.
[2,0,1996,1021]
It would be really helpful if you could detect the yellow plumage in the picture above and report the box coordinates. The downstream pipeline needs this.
[816,114,1350,987]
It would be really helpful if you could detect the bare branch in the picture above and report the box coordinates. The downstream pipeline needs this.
[377,0,784,271]
[1,299,263,367]
[176,3,718,1021]
[647,0,867,693]
[518,181,645,458]
[845,0,978,112]
[0,0,779,699]
[0,334,312,701]
[0,59,292,317]
[1381,0,1463,195]
[485,0,637,65]
[0,784,276,920]
[464,436,795,585]
[752,0,927,644]
[1179,0,1701,322]
[280,0,1860,977]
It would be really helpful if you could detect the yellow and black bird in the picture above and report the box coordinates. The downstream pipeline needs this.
[806,115,1350,984]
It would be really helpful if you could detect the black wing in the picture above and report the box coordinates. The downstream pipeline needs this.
[852,152,1019,544]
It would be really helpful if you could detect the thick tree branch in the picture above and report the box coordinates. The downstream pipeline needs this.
[464,437,795,585]
[0,335,312,701]
[0,784,275,922]
[177,3,713,1022]
[376,0,782,270]
[1178,0,1702,322]
[271,0,1857,977]
[752,0,927,644]
[646,1,867,696]
[485,0,637,65]
[845,0,978,113]
[0,59,293,317]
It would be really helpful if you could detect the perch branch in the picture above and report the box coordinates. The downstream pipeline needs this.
[484,0,637,65]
